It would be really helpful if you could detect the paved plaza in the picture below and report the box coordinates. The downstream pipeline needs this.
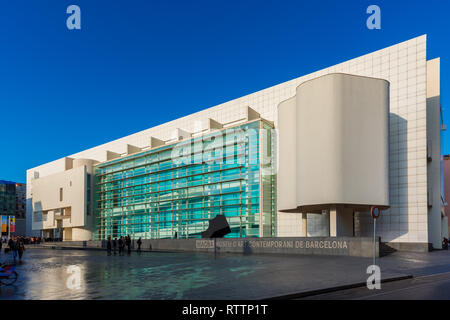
[302,272,450,300]
[0,248,449,300]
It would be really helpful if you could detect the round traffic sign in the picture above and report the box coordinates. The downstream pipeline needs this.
[371,206,380,219]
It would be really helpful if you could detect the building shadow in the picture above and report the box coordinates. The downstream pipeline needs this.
[353,113,408,244]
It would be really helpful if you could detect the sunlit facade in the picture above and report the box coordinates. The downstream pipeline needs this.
[93,120,276,239]
[27,35,447,250]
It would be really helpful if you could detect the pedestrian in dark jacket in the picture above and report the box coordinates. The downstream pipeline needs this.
[137,237,142,253]
[113,238,117,255]
[9,237,17,262]
[107,236,112,256]
[126,235,131,255]
[18,238,25,261]
[118,236,123,255]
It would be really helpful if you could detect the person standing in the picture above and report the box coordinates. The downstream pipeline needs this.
[126,235,131,255]
[17,238,25,261]
[113,237,117,255]
[9,237,17,262]
[137,237,142,253]
[118,236,123,256]
[107,236,112,256]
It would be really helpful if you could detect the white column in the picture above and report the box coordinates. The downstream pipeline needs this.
[301,213,308,237]
[329,206,354,237]
[329,207,337,237]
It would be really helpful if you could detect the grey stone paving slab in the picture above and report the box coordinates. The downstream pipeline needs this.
[0,248,448,299]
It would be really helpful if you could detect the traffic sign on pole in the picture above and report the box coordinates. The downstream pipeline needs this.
[370,206,381,267]
[371,206,380,219]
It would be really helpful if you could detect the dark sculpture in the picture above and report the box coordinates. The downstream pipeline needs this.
[201,215,231,238]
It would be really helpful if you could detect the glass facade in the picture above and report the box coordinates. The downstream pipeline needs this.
[94,119,275,240]
[0,181,17,216]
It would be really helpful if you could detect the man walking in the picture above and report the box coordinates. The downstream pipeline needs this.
[9,237,17,262]
[126,235,131,255]
[113,237,117,255]
[17,238,25,261]
[107,236,112,256]
[118,236,123,255]
[137,237,142,254]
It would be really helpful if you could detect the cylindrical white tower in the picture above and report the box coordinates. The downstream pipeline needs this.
[277,73,389,236]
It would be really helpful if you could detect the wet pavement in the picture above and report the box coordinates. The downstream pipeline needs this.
[302,271,450,300]
[0,248,449,300]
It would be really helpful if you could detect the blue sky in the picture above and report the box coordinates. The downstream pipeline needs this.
[0,0,448,183]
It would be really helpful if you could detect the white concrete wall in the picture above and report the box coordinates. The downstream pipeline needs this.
[426,58,443,248]
[27,35,433,244]
[335,36,429,244]
[276,97,297,212]
[276,36,429,244]
[31,165,87,232]
[277,74,390,209]
[26,158,69,236]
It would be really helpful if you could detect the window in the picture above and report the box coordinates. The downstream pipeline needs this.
[93,120,273,240]
[60,188,63,202]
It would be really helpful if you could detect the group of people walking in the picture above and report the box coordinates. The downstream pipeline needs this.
[106,235,143,256]
[0,236,26,262]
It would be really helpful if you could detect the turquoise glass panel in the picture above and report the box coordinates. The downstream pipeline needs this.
[93,120,275,240]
